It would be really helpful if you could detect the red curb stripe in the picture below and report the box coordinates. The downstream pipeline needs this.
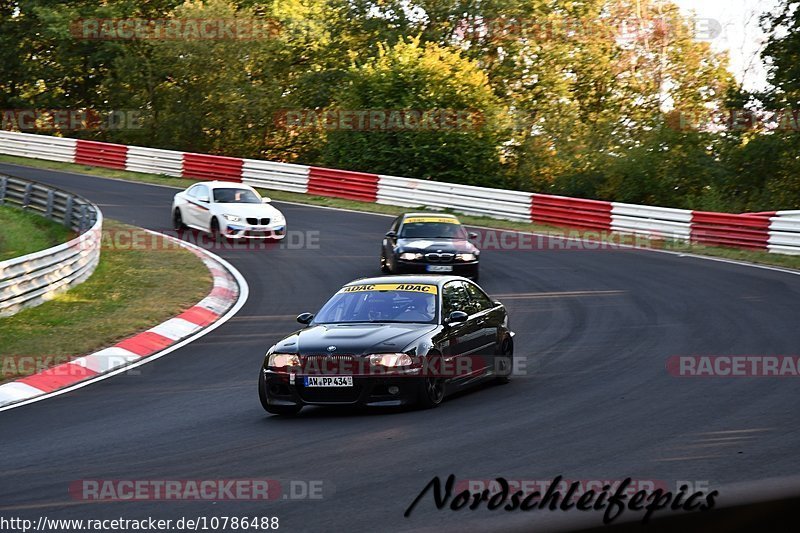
[18,363,99,393]
[178,306,219,327]
[115,331,175,357]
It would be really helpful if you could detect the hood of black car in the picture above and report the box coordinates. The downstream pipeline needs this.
[275,323,438,356]
[395,238,477,254]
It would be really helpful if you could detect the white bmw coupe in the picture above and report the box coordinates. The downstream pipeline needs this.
[172,181,286,240]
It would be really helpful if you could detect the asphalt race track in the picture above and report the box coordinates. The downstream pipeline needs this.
[2,161,800,532]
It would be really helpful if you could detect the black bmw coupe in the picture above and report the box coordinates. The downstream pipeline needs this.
[380,213,481,280]
[258,275,514,415]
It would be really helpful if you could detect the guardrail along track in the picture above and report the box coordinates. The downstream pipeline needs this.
[0,174,103,317]
[2,130,800,255]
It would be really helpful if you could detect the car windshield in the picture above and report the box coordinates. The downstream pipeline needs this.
[213,188,261,204]
[400,221,467,239]
[314,285,438,324]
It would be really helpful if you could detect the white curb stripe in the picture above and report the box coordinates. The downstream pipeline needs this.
[0,382,46,404]
[148,317,203,341]
[72,348,141,374]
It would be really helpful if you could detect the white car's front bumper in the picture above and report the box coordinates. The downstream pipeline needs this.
[223,222,287,239]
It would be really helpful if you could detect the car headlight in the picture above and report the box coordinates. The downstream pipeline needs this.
[223,214,242,222]
[399,252,423,261]
[268,353,300,368]
[368,353,414,367]
[456,253,477,261]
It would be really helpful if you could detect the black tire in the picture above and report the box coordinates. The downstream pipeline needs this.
[417,353,445,409]
[472,271,480,283]
[210,217,223,242]
[172,208,185,230]
[385,253,396,274]
[259,371,302,415]
[495,338,513,384]
[380,252,390,273]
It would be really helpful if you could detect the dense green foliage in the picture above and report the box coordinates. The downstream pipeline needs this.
[1,0,799,210]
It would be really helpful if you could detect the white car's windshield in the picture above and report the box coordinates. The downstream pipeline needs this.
[314,286,438,324]
[213,188,261,204]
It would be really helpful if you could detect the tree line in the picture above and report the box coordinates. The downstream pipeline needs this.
[1,0,799,211]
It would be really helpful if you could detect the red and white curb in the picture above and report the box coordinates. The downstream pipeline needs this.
[0,230,248,411]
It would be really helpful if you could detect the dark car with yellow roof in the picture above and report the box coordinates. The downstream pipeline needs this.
[258,275,514,415]
[380,213,480,280]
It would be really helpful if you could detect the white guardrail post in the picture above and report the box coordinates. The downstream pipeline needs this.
[0,130,77,162]
[241,158,310,194]
[377,175,532,221]
[610,203,693,240]
[0,174,103,317]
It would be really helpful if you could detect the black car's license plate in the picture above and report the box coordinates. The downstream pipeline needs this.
[303,376,353,387]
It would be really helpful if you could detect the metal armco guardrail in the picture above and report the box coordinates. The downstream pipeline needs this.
[0,174,102,317]
[611,203,692,240]
[309,167,379,202]
[242,159,309,194]
[75,139,128,169]
[183,153,243,182]
[377,175,532,221]
[2,130,800,255]
[691,212,772,250]
[532,194,612,231]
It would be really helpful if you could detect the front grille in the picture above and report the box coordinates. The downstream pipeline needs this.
[246,217,271,225]
[298,354,362,403]
[302,354,355,364]
[425,252,455,263]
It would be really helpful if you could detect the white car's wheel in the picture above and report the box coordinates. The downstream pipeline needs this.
[210,217,224,241]
[172,208,185,230]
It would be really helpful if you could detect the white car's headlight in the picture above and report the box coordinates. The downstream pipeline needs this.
[223,214,242,222]
[399,252,423,261]
[268,353,300,368]
[456,253,477,261]
[368,353,414,367]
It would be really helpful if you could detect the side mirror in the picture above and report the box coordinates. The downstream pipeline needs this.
[262,197,272,203]
[296,312,314,325]
[468,232,478,240]
[444,311,468,325]
[385,230,397,238]
[197,194,210,203]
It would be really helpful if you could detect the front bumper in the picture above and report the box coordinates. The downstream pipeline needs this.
[262,369,424,408]
[224,223,286,239]
[395,259,479,278]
